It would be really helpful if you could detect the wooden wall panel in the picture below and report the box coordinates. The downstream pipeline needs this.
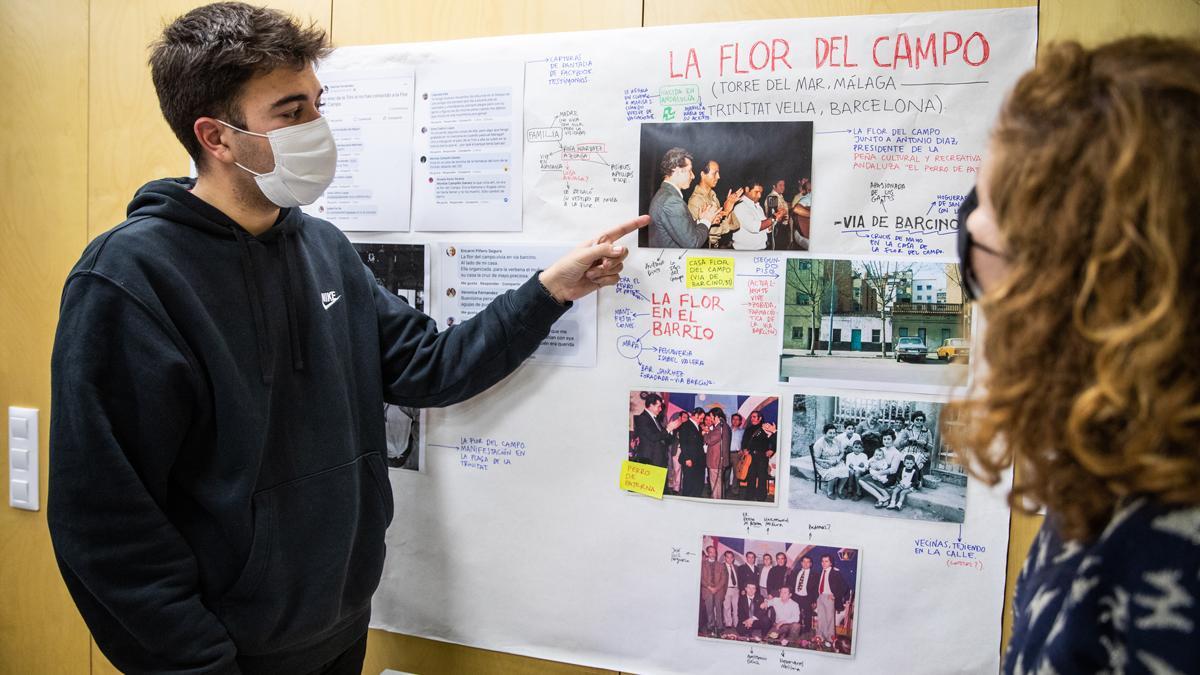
[644,0,1033,25]
[0,0,92,673]
[0,0,1190,673]
[331,0,643,45]
[86,0,333,240]
[1041,0,1200,46]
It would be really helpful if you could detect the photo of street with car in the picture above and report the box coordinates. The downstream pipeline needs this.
[778,258,972,391]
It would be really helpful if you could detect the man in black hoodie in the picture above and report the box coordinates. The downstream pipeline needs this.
[47,3,643,674]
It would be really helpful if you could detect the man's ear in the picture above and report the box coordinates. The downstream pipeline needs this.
[194,117,235,167]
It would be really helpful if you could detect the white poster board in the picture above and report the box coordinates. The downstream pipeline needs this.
[313,8,1036,674]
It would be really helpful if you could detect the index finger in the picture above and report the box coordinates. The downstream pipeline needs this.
[595,215,650,245]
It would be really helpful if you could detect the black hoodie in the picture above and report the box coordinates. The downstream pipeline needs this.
[48,178,566,673]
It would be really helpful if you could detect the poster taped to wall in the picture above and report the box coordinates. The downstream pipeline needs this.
[310,7,1036,675]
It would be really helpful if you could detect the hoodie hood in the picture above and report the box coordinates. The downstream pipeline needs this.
[127,177,303,240]
[128,177,308,380]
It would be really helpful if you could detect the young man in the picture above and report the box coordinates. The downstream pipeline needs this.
[647,147,718,248]
[633,393,680,468]
[814,554,849,648]
[765,586,804,646]
[686,159,742,248]
[700,545,727,636]
[785,555,818,633]
[737,551,760,589]
[743,410,777,502]
[47,4,643,673]
[732,182,786,251]
[737,582,770,640]
[677,407,707,497]
[703,408,730,500]
[720,550,741,632]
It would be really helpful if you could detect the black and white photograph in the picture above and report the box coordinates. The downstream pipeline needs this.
[638,121,814,251]
[788,394,967,523]
[629,391,780,504]
[354,242,427,471]
[697,535,860,657]
[780,257,973,390]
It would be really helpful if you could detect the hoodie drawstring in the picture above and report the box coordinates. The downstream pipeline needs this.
[280,231,306,372]
[235,229,273,384]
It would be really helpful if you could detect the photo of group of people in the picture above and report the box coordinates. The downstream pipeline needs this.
[638,122,814,251]
[697,536,860,656]
[628,391,779,504]
[789,394,967,523]
[354,242,427,471]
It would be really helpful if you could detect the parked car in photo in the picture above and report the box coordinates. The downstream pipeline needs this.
[936,337,971,362]
[895,336,929,362]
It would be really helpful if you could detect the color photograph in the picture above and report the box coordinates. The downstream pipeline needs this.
[355,242,427,471]
[638,121,814,251]
[788,394,967,523]
[629,391,780,504]
[697,535,861,657]
[779,257,973,391]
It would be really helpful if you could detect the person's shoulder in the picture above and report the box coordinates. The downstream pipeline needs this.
[1096,500,1200,573]
[296,212,351,246]
[297,210,340,234]
[72,216,187,280]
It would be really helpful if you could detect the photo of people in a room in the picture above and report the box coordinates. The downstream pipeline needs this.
[354,242,426,471]
[638,121,814,251]
[629,391,780,504]
[697,535,860,657]
[788,394,967,523]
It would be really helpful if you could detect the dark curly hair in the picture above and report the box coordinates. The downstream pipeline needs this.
[945,37,1200,541]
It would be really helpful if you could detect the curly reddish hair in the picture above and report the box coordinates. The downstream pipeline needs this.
[945,37,1200,541]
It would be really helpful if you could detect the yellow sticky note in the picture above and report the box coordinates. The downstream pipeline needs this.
[619,460,668,499]
[686,256,735,288]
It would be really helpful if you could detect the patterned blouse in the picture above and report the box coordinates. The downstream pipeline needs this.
[1005,499,1200,674]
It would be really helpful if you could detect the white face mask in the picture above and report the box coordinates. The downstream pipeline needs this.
[219,116,337,207]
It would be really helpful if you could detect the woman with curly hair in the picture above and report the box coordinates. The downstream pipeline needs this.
[947,36,1200,672]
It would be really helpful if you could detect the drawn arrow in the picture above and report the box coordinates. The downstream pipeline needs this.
[926,200,938,216]
[633,312,650,317]
[427,443,459,450]
[735,272,780,280]
[656,249,664,261]
[815,128,853,135]
[633,290,650,302]
[958,523,963,543]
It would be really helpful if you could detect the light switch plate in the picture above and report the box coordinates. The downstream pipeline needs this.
[9,407,39,511]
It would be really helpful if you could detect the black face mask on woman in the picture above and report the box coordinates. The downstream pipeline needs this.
[956,187,1008,301]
